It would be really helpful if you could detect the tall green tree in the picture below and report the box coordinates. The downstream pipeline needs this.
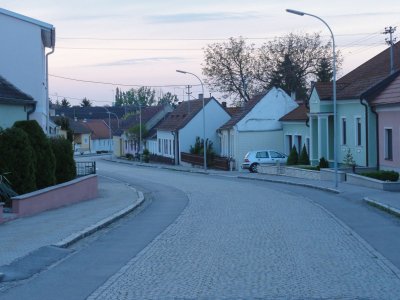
[158,92,179,107]
[114,86,156,107]
[13,121,56,189]
[316,57,333,82]
[61,98,71,108]
[80,97,92,107]
[0,127,36,194]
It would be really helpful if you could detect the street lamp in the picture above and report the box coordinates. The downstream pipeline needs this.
[286,9,338,188]
[103,107,120,160]
[176,70,207,171]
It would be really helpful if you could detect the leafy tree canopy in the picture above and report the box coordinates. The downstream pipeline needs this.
[202,32,341,103]
[61,98,71,108]
[80,97,92,107]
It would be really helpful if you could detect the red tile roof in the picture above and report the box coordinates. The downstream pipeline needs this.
[280,103,308,121]
[157,98,213,131]
[82,120,110,140]
[315,41,400,101]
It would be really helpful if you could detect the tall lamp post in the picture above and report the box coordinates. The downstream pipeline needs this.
[286,9,338,188]
[103,107,120,160]
[176,70,207,171]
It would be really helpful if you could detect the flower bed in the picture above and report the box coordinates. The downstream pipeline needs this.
[347,173,400,191]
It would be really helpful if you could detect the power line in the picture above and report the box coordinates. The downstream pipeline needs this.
[49,74,202,88]
[56,47,202,51]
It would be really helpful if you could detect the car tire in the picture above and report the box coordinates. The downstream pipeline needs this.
[249,163,258,173]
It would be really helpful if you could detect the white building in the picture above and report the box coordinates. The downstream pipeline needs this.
[219,88,298,170]
[156,97,231,164]
[0,8,55,133]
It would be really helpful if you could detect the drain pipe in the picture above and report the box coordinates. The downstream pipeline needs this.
[371,106,379,170]
[360,98,369,167]
[27,102,37,120]
[45,28,56,134]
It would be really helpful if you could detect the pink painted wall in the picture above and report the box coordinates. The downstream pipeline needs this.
[11,175,98,218]
[378,111,400,171]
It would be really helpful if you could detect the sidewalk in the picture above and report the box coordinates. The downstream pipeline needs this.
[112,157,400,217]
[0,176,143,268]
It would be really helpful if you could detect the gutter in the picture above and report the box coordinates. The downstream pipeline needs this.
[370,106,379,170]
[360,98,369,167]
[45,28,56,133]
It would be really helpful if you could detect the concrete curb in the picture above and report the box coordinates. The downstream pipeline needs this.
[363,197,400,218]
[237,176,340,194]
[53,189,145,248]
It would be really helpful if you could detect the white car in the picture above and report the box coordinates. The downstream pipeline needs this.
[242,150,288,173]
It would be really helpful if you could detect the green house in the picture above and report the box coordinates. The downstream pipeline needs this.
[0,76,36,129]
[309,42,400,167]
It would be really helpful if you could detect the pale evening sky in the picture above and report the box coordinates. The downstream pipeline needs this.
[2,0,400,106]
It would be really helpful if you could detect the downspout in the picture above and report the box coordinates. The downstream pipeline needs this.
[45,28,56,134]
[371,106,379,170]
[360,98,369,167]
[27,102,37,120]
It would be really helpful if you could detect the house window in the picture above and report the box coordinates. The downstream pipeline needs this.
[169,140,172,155]
[356,117,362,146]
[384,128,393,160]
[295,135,302,152]
[341,118,347,145]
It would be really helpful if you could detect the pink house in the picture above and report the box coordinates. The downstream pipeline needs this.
[370,71,400,172]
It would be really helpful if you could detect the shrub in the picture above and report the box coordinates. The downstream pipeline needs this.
[286,146,299,165]
[298,145,310,165]
[361,170,399,182]
[13,120,56,189]
[125,153,134,160]
[50,137,76,184]
[0,173,18,208]
[319,157,329,169]
[0,127,36,194]
[142,148,150,163]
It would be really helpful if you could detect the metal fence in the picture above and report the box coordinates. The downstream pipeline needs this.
[76,161,96,177]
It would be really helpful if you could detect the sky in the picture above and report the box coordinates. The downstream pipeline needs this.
[2,0,400,106]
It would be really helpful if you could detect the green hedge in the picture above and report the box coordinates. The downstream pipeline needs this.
[0,127,36,194]
[13,120,56,189]
[286,147,299,165]
[361,170,399,182]
[50,137,76,184]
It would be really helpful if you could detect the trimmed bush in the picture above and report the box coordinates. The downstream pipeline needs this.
[319,157,329,169]
[298,145,310,165]
[286,146,299,165]
[50,137,76,184]
[361,170,399,182]
[142,148,150,163]
[0,127,36,194]
[13,120,56,189]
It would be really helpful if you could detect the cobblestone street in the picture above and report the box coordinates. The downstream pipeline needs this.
[87,165,400,299]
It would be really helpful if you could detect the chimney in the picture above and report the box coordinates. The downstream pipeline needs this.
[198,93,204,100]
[290,91,296,100]
[222,101,227,108]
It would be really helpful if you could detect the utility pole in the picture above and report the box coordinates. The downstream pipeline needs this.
[383,26,397,74]
[186,85,192,112]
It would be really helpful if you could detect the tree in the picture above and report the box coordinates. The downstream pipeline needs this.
[0,127,36,194]
[203,37,259,104]
[54,116,73,142]
[286,146,299,165]
[50,137,76,184]
[61,98,71,108]
[298,145,310,165]
[114,86,156,107]
[13,120,56,189]
[316,57,333,82]
[203,32,341,102]
[80,97,92,107]
[158,92,179,107]
[256,32,341,100]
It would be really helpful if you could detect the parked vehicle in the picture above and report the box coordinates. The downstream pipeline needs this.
[242,150,287,173]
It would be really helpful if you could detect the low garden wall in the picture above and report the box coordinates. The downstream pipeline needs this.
[320,169,346,182]
[11,174,98,218]
[258,165,320,180]
[346,173,400,191]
